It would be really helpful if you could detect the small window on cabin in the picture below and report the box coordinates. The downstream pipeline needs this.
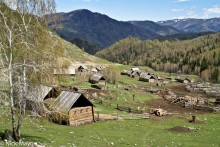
[74,111,76,114]
[80,109,83,113]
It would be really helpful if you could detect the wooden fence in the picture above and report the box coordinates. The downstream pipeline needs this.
[95,111,150,121]
[92,98,145,114]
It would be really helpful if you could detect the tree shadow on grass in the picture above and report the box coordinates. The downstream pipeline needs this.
[21,134,48,143]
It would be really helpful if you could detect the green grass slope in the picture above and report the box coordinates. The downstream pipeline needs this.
[0,107,219,147]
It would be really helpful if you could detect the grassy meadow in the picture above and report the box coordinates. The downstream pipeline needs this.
[0,64,219,147]
[0,108,220,147]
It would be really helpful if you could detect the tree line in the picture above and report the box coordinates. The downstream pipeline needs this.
[96,33,220,82]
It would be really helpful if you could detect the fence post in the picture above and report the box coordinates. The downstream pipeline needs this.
[129,107,131,112]
[192,115,196,123]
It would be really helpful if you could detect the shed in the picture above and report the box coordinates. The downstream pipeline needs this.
[175,77,189,84]
[26,85,56,113]
[54,67,76,76]
[139,73,156,83]
[26,85,54,103]
[49,91,95,126]
[78,65,88,72]
[89,74,106,84]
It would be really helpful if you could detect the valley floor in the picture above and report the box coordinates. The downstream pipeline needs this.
[1,65,219,147]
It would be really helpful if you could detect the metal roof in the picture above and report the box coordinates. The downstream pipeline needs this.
[26,85,52,102]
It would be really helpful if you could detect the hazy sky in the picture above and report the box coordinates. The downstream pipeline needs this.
[55,0,220,21]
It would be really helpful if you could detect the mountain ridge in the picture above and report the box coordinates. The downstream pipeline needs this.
[47,9,220,54]
[157,18,220,33]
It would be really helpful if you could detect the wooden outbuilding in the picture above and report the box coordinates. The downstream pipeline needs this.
[131,67,140,72]
[78,65,88,72]
[175,76,192,84]
[89,74,106,84]
[26,85,57,114]
[139,73,156,83]
[49,91,95,126]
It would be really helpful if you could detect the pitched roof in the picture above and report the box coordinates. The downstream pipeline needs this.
[131,68,140,71]
[91,68,98,72]
[89,74,105,82]
[50,91,93,113]
[96,67,103,71]
[26,85,53,102]
[140,73,154,79]
[78,65,88,70]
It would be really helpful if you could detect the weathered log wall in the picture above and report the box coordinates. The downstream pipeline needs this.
[69,106,94,126]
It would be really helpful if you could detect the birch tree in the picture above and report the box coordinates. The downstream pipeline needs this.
[0,0,58,141]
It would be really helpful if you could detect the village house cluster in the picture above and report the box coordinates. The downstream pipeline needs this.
[25,64,108,126]
[121,67,195,85]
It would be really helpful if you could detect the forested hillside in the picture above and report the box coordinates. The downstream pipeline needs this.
[96,33,220,82]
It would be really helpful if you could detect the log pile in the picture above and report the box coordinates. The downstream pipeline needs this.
[150,108,167,116]
[186,83,220,96]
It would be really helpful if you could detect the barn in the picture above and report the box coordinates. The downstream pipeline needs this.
[139,73,156,83]
[49,91,95,126]
[89,74,106,84]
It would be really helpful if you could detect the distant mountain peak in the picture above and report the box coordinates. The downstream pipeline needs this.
[157,17,220,33]
[47,9,220,55]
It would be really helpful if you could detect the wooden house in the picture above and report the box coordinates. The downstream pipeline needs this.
[139,73,156,83]
[54,66,76,76]
[89,74,106,84]
[175,76,190,84]
[49,91,95,126]
[78,65,88,72]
